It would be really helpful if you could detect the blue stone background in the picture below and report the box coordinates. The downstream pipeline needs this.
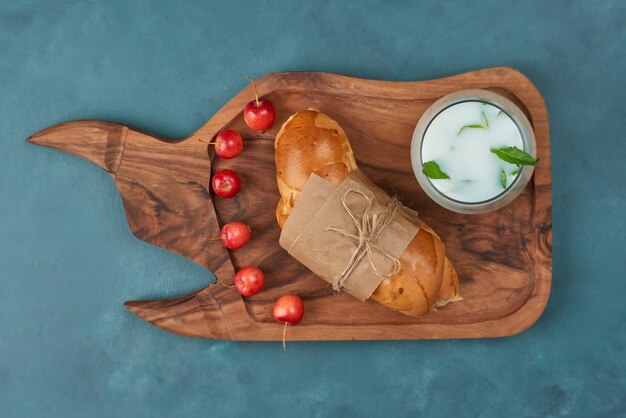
[1,0,624,416]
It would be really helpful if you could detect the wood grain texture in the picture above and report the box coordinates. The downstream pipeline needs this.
[28,67,552,340]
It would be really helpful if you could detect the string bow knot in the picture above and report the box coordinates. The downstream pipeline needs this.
[326,189,402,292]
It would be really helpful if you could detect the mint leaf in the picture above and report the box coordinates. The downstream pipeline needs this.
[510,167,520,176]
[500,169,507,189]
[457,124,485,135]
[458,111,489,135]
[422,161,450,180]
[490,146,539,166]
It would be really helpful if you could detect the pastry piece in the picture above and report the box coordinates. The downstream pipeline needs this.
[275,109,461,316]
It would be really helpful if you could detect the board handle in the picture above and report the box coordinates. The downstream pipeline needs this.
[26,119,231,269]
[124,286,231,339]
[28,119,240,338]
[28,120,128,173]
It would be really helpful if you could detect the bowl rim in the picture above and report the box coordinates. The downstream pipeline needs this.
[410,89,537,214]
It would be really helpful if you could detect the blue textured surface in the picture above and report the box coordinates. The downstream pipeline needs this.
[1,1,625,417]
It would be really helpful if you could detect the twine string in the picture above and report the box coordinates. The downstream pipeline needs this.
[326,189,402,291]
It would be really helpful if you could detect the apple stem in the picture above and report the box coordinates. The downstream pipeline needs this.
[198,139,217,145]
[218,280,236,289]
[206,236,222,241]
[282,321,288,352]
[247,76,260,107]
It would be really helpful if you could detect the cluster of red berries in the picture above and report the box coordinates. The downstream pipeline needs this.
[210,77,276,199]
[208,78,304,336]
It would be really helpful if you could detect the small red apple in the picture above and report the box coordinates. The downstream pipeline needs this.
[220,221,251,250]
[273,294,304,325]
[211,169,241,198]
[274,293,304,351]
[234,266,265,297]
[214,130,243,159]
[243,76,275,132]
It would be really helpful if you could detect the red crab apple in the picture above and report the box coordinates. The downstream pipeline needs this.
[274,294,305,351]
[274,294,305,325]
[213,130,243,159]
[243,76,275,132]
[217,221,251,250]
[211,169,241,198]
[234,266,265,297]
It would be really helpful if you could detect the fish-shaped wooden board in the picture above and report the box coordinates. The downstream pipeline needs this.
[28,67,552,340]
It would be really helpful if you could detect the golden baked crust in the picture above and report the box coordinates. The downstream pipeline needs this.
[275,109,357,228]
[370,225,461,316]
[275,109,461,316]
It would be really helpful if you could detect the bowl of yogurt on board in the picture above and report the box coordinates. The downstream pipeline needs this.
[411,89,538,214]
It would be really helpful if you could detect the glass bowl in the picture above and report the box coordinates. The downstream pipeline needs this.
[410,89,537,214]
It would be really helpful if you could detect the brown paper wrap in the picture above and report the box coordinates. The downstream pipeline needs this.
[279,169,422,301]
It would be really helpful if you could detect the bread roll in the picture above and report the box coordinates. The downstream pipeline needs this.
[275,109,461,316]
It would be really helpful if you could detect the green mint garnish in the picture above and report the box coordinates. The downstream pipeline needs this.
[458,111,489,135]
[510,167,520,176]
[500,169,507,189]
[490,146,539,166]
[457,124,485,135]
[422,161,450,180]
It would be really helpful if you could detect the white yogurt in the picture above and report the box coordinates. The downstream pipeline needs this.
[421,101,523,203]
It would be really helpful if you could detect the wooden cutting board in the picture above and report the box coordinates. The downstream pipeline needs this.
[28,67,552,340]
